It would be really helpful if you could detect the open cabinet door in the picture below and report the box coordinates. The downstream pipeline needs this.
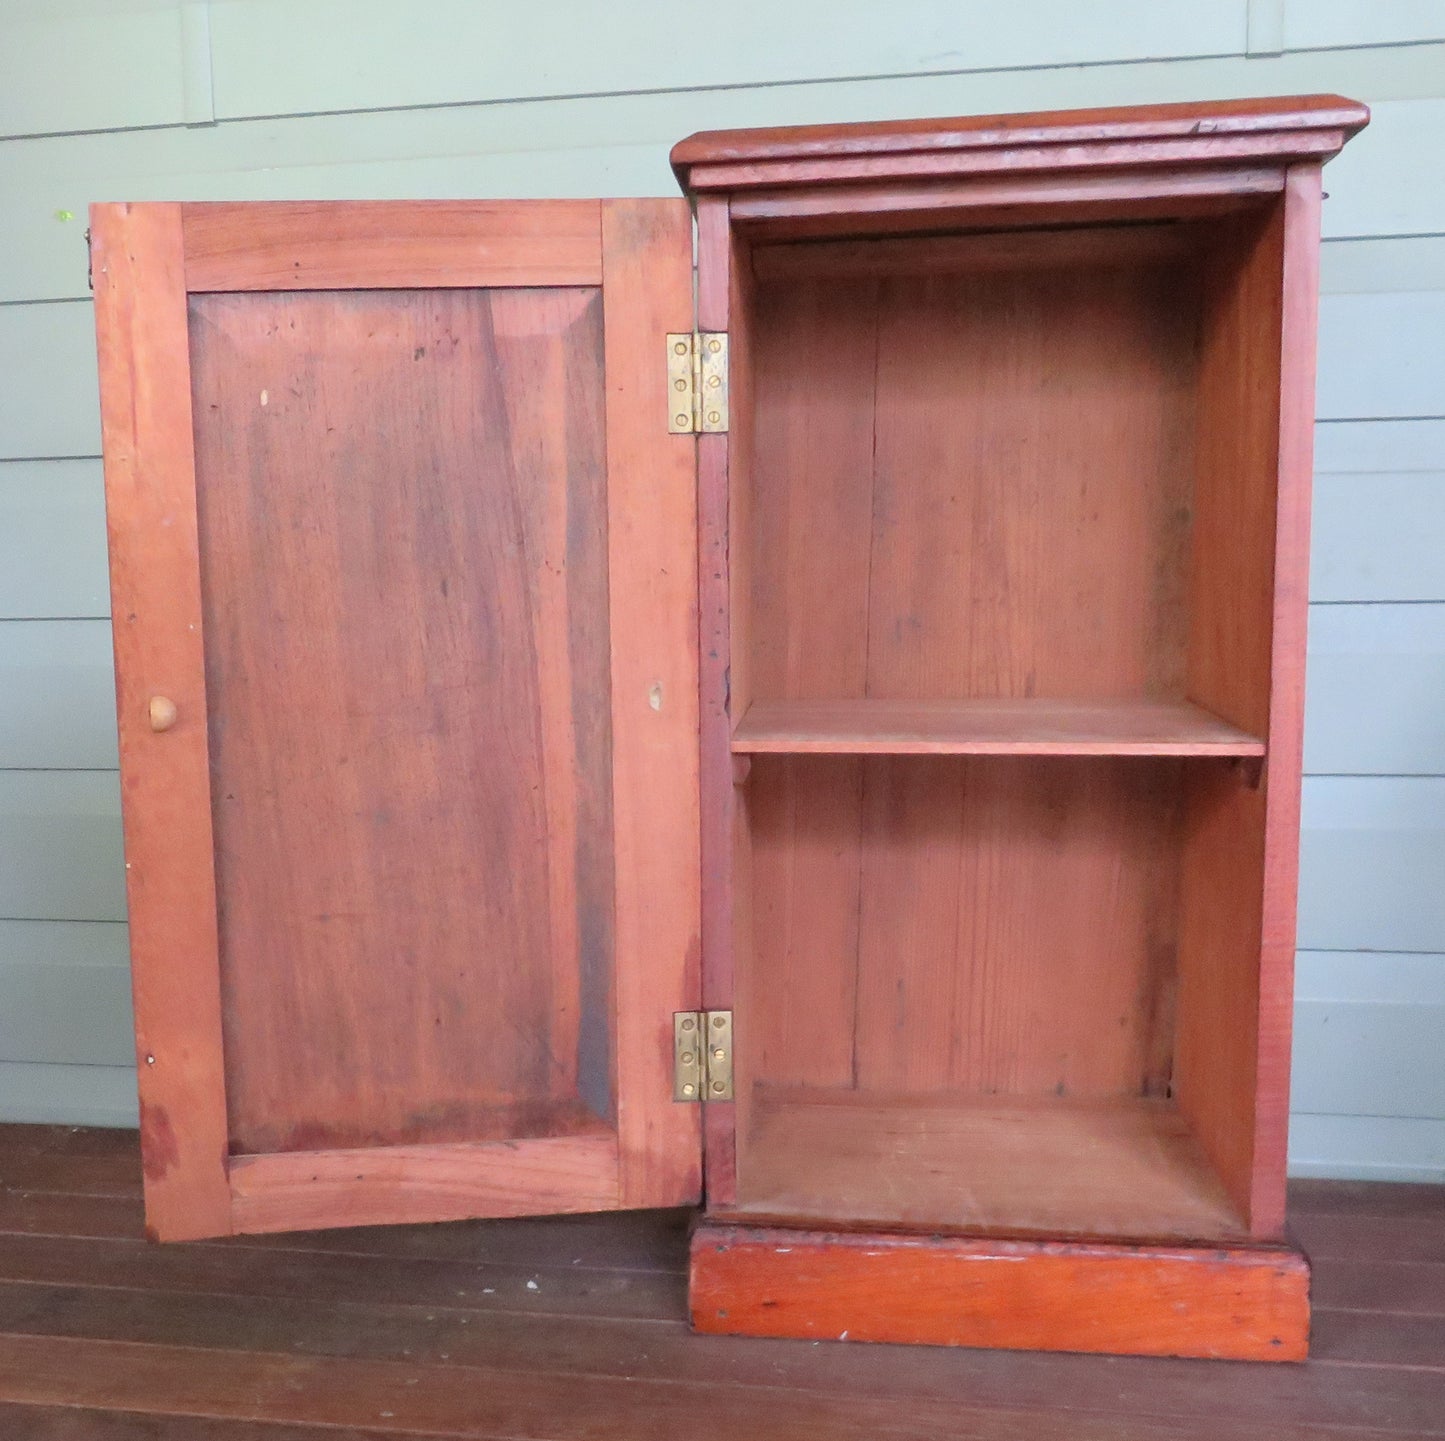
[91,199,701,1240]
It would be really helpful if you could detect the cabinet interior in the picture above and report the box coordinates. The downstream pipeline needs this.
[726,202,1288,1241]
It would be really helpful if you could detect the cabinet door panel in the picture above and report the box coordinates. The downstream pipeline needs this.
[92,199,700,1240]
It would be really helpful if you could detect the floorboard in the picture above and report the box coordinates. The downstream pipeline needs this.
[0,1125,1439,1439]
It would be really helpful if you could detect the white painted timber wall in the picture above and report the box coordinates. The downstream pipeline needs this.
[0,0,1442,1181]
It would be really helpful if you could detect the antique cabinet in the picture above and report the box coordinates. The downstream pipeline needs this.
[91,94,1366,1362]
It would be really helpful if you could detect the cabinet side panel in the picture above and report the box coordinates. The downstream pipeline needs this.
[91,203,232,1240]
[601,199,703,1209]
[1254,165,1324,1234]
[696,197,738,1203]
[1176,191,1293,1234]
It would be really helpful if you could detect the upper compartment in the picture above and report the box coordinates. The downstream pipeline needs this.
[675,96,1369,762]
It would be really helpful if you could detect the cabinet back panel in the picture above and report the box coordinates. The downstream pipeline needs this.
[746,247,1199,704]
[188,287,614,1155]
[741,755,1183,1103]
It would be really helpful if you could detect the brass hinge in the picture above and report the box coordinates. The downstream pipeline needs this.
[666,332,728,434]
[673,1010,733,1101]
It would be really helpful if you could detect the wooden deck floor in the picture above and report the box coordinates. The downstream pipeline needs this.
[0,1124,1439,1439]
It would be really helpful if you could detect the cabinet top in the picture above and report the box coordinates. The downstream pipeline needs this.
[671,94,1369,194]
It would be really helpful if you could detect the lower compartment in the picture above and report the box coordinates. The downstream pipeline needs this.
[690,1221,1310,1361]
[731,753,1276,1241]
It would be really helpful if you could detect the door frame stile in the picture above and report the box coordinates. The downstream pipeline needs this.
[92,201,233,1241]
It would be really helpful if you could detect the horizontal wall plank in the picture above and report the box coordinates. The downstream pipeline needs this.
[0,265,1431,469]
[2,56,1443,301]
[1304,604,1445,773]
[0,1062,137,1129]
[1288,1113,1445,1182]
[0,2,187,141]
[205,0,1246,123]
[1320,98,1445,240]
[1,39,1434,189]
[0,963,134,1067]
[0,302,98,460]
[1314,417,1445,471]
[1299,777,1445,953]
[0,621,116,769]
[15,605,1444,779]
[0,919,129,972]
[1320,236,1445,294]
[0,255,1421,462]
[1293,950,1445,1120]
[9,274,1443,464]
[1292,953,1445,1147]
[0,771,124,923]
[0,461,108,618]
[1312,473,1445,601]
[1317,291,1445,420]
[1285,0,1445,51]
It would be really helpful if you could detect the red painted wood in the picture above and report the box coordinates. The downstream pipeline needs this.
[687,96,1366,1356]
[91,202,232,1243]
[182,200,602,289]
[695,194,739,1208]
[95,200,699,1242]
[690,1222,1310,1361]
[1252,163,1327,1236]
[1,1127,1442,1440]
[673,95,1368,191]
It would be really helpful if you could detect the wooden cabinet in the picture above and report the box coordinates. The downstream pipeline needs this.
[92,95,1366,1360]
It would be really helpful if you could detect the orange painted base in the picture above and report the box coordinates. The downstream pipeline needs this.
[689,1221,1310,1361]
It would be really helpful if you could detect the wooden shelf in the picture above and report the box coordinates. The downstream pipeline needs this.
[732,1088,1247,1242]
[731,697,1265,757]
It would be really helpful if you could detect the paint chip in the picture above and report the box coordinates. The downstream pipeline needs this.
[648,683,663,711]
[260,389,268,406]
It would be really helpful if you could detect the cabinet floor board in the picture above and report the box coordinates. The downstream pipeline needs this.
[0,1125,1437,1439]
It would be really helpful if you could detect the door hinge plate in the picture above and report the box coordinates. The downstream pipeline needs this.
[666,332,728,435]
[673,1009,733,1101]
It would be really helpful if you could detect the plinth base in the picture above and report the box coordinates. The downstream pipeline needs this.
[689,1221,1309,1361]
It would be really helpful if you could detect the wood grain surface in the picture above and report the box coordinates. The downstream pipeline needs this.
[695,195,740,1206]
[730,1090,1245,1240]
[228,1132,621,1233]
[598,198,704,1210]
[100,197,700,1238]
[189,284,614,1159]
[690,1221,1310,1360]
[0,1125,1441,1439]
[91,201,233,1242]
[732,698,1265,755]
[674,94,1369,191]
[728,168,1289,241]
[182,200,602,290]
[745,253,1198,707]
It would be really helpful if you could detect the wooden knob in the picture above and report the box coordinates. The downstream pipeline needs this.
[148,696,178,733]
